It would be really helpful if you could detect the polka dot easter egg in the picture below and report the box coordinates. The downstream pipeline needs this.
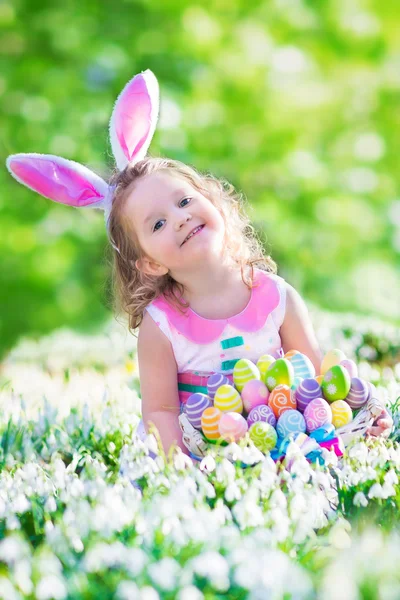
[241,379,269,413]
[219,412,248,443]
[304,398,332,432]
[322,365,351,402]
[264,358,294,391]
[295,378,322,413]
[285,350,316,380]
[340,359,358,379]
[346,377,369,409]
[214,384,243,414]
[256,354,276,381]
[321,349,347,376]
[276,409,306,439]
[268,384,296,418]
[249,422,277,453]
[330,400,353,428]
[233,359,260,392]
[247,404,276,428]
[207,373,230,400]
[185,393,212,429]
[201,406,222,440]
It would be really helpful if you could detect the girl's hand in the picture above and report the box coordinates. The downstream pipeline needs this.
[366,407,393,439]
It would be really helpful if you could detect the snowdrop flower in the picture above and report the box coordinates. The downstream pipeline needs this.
[148,557,181,591]
[353,491,368,507]
[189,551,230,592]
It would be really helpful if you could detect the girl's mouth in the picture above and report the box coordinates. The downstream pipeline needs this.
[181,224,205,246]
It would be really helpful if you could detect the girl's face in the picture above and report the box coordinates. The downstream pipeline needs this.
[124,170,226,276]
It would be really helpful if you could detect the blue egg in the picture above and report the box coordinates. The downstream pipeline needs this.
[287,352,315,380]
[309,423,335,443]
[276,409,306,439]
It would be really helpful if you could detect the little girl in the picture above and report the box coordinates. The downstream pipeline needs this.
[6,69,392,457]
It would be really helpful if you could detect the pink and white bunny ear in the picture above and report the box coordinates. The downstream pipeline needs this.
[109,69,159,170]
[6,153,112,212]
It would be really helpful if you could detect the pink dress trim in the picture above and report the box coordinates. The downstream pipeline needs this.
[151,269,280,344]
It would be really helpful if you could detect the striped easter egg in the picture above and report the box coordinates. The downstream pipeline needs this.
[346,377,369,409]
[268,384,296,418]
[219,412,248,442]
[256,354,276,381]
[295,378,322,412]
[186,393,212,429]
[201,406,222,440]
[366,381,378,401]
[276,409,306,439]
[233,359,260,392]
[214,384,243,414]
[247,404,277,428]
[285,350,315,379]
[249,422,277,452]
[207,373,230,400]
[304,398,332,432]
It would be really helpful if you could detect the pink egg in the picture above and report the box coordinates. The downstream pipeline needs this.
[241,379,270,413]
[340,359,358,379]
[346,377,369,409]
[219,412,248,442]
[304,398,332,432]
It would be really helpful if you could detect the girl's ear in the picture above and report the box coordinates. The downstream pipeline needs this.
[6,153,110,209]
[109,69,159,171]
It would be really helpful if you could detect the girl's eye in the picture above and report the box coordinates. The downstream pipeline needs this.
[179,197,192,207]
[152,197,192,232]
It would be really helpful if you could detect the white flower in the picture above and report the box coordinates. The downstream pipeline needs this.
[353,492,368,507]
[36,575,67,600]
[267,376,277,388]
[148,557,181,591]
[368,483,384,499]
[327,383,337,395]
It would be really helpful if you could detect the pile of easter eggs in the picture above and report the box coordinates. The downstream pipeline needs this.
[183,348,377,462]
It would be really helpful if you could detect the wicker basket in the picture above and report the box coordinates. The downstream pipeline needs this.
[179,396,385,461]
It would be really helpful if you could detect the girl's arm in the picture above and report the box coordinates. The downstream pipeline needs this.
[137,311,190,457]
[279,282,323,376]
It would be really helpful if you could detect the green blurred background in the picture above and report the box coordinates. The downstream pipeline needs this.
[1,0,400,359]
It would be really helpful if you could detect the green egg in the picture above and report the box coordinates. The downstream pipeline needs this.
[249,422,277,453]
[233,358,260,393]
[264,358,294,391]
[321,365,351,402]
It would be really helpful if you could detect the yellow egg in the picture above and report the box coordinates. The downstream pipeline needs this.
[330,400,353,428]
[214,384,243,414]
[256,354,276,380]
[315,375,324,385]
[321,349,347,376]
[233,359,260,393]
[201,407,222,440]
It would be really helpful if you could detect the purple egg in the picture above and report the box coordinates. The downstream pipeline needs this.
[207,373,230,400]
[366,381,377,402]
[346,377,369,409]
[247,404,276,428]
[340,359,358,379]
[295,378,322,413]
[186,393,212,429]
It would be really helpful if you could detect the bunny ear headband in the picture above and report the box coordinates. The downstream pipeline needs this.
[6,69,159,249]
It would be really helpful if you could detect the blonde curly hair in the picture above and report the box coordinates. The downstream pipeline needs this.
[107,157,277,336]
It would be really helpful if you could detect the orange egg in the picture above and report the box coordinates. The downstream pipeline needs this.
[268,384,296,418]
[201,406,222,440]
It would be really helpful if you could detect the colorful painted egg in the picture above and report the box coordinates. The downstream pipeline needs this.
[330,400,353,428]
[321,349,347,376]
[285,350,316,380]
[346,377,369,409]
[186,393,212,429]
[219,412,248,443]
[304,398,332,432]
[276,409,306,439]
[247,404,276,428]
[340,359,358,379]
[264,358,294,391]
[366,381,378,401]
[207,373,230,400]
[321,365,351,402]
[268,384,296,418]
[201,407,222,440]
[233,359,260,392]
[292,376,304,391]
[256,354,276,381]
[295,378,322,412]
[241,379,269,413]
[249,422,277,452]
[309,423,335,443]
[315,375,324,385]
[214,384,243,414]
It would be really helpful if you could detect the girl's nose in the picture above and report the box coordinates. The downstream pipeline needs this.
[174,212,192,230]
